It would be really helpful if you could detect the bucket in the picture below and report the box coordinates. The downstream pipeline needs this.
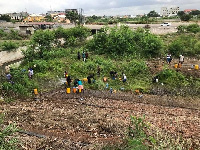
[135,89,140,94]
[34,89,38,95]
[73,87,76,93]
[66,88,70,94]
[194,65,199,70]
[174,64,178,68]
[83,78,88,82]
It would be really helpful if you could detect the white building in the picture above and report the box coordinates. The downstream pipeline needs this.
[160,7,180,17]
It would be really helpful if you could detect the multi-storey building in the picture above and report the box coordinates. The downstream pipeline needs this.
[160,7,180,17]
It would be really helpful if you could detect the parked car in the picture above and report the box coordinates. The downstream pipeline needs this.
[160,22,171,26]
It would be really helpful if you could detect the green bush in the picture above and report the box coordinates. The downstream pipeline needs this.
[157,69,189,87]
[1,41,18,51]
[0,115,19,150]
[2,68,38,97]
[168,34,199,57]
[86,26,163,58]
[186,24,200,33]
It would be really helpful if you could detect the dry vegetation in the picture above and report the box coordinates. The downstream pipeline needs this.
[0,88,199,149]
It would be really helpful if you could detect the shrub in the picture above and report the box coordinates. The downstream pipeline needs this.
[186,24,200,33]
[0,114,19,150]
[86,26,163,58]
[157,69,189,87]
[1,41,18,51]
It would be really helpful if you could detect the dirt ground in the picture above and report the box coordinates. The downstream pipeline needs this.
[0,88,200,149]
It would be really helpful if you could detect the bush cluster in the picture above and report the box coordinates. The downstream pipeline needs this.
[86,25,163,58]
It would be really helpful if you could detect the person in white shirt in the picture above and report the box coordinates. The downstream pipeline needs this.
[123,74,127,83]
[179,54,184,64]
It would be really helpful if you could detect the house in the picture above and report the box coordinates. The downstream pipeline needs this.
[184,9,197,14]
[19,25,35,34]
[53,13,70,23]
[7,12,28,21]
[23,14,45,22]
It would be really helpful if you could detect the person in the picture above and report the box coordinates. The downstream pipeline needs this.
[82,51,86,62]
[152,75,159,83]
[87,74,94,84]
[110,71,117,80]
[67,75,72,87]
[74,79,79,87]
[77,79,84,93]
[77,52,81,60]
[64,71,68,80]
[122,73,127,83]
[110,87,113,94]
[28,68,34,79]
[166,53,172,65]
[85,51,89,59]
[179,54,184,64]
[105,83,109,89]
[6,73,12,81]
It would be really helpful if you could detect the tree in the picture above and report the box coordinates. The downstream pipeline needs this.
[23,30,55,60]
[65,11,79,24]
[147,10,159,17]
[177,11,192,21]
[44,14,53,22]
[189,10,200,16]
[0,14,11,22]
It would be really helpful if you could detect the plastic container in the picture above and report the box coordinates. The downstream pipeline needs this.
[66,88,70,94]
[73,87,76,93]
[103,77,107,82]
[83,78,88,82]
[79,89,82,93]
[194,65,199,70]
[174,64,178,68]
[34,89,38,95]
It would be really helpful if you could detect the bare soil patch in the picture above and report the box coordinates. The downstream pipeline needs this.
[0,89,199,149]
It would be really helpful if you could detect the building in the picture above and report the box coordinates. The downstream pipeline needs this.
[184,9,197,14]
[23,14,45,22]
[160,7,180,17]
[19,25,35,34]
[53,14,70,23]
[46,11,65,15]
[65,9,78,14]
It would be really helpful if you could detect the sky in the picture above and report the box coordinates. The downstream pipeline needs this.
[0,0,200,16]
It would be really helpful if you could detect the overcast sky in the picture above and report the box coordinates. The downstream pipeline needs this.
[0,0,200,16]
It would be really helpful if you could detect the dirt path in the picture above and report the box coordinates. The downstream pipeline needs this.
[0,88,199,149]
